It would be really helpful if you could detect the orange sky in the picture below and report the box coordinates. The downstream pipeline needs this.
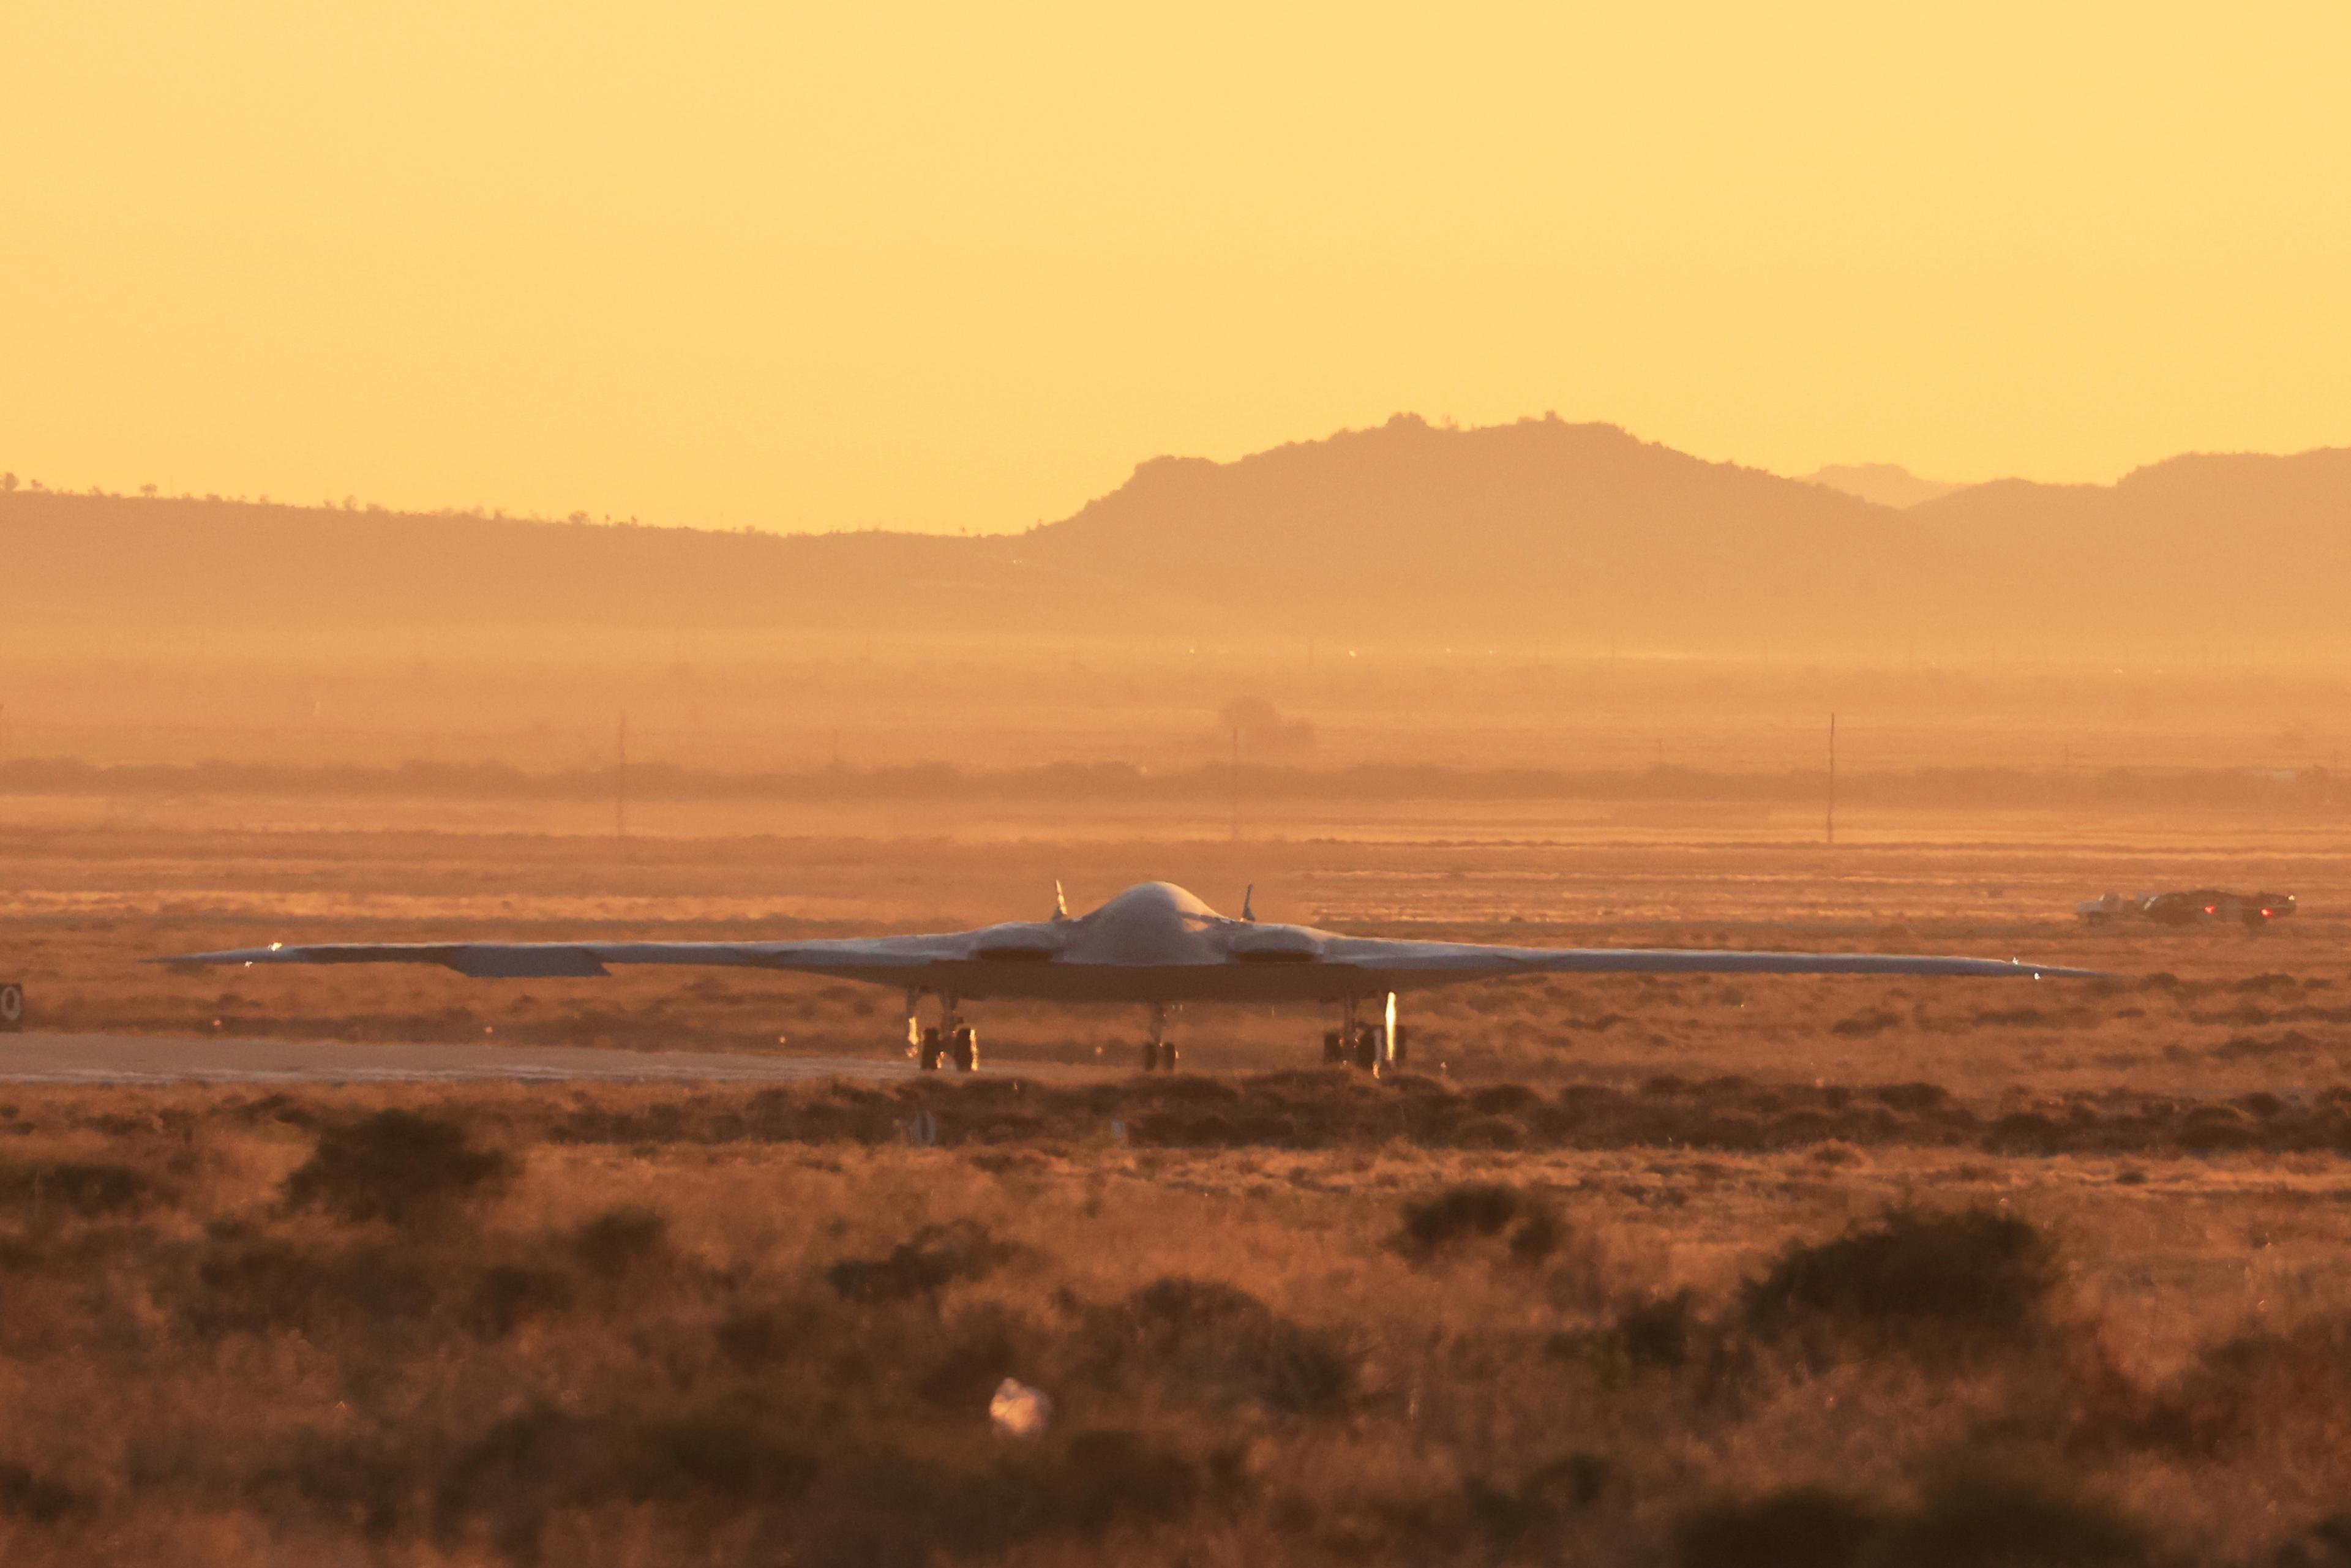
[6,2,2347,533]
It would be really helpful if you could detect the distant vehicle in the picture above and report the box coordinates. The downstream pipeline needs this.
[2141,889,2295,928]
[2078,890,2295,929]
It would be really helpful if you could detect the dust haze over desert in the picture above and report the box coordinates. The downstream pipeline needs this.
[6,4,2351,1566]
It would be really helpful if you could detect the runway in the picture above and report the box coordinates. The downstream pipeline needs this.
[0,1032,926,1086]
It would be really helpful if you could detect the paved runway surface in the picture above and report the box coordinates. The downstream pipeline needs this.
[0,1032,926,1086]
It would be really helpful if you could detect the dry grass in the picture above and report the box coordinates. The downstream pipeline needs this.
[0,1081,2339,1564]
[5,767,2350,1562]
[7,809,2350,1102]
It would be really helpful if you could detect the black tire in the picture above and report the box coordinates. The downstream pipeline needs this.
[919,1026,943,1071]
[1139,1039,1160,1073]
[1159,1043,1179,1073]
[0,983,21,1031]
[1352,1026,1378,1071]
[1390,1024,1409,1065]
[1322,1030,1344,1064]
[951,1027,979,1072]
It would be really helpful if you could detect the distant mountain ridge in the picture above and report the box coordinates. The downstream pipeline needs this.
[1802,462,1965,509]
[6,415,2348,652]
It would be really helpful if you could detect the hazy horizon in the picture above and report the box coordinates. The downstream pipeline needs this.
[2,415,2327,539]
[9,2,2349,533]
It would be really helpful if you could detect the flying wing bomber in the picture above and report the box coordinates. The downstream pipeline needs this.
[159,880,2101,1074]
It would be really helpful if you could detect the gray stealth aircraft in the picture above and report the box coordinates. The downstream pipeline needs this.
[161,880,2097,1074]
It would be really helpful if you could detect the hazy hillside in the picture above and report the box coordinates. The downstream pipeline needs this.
[0,493,1082,637]
[1801,462,1964,509]
[1897,448,2351,647]
[1021,416,1910,645]
[7,418,2349,654]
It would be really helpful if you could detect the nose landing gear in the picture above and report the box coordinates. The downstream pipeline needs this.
[1138,1002,1179,1073]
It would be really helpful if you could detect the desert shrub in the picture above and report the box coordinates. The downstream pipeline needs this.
[284,1109,514,1226]
[2274,1514,2351,1568]
[569,1205,669,1278]
[429,1405,814,1558]
[2158,1310,2351,1448]
[1400,1182,1567,1264]
[1549,1291,1698,1381]
[246,1433,411,1540]
[1375,1453,1614,1555]
[1076,1276,1355,1415]
[827,1218,1013,1304]
[1397,1183,1561,1262]
[1133,1076,1242,1106]
[1616,1289,1697,1369]
[1676,1487,1883,1568]
[1471,1083,1543,1116]
[790,1427,1220,1566]
[2175,1105,2254,1152]
[1677,1476,2145,1568]
[623,1411,817,1502]
[1985,1111,2069,1153]
[1466,1454,1614,1546]
[1034,1427,1209,1534]
[1875,1082,1950,1112]
[183,1236,443,1339]
[468,1262,576,1339]
[1450,1115,1527,1150]
[1873,1475,2148,1567]
[1521,1451,1613,1510]
[1138,1110,1235,1146]
[915,1301,1049,1409]
[1744,1206,2061,1344]
[1688,1114,1769,1151]
[0,1159,160,1219]
[1507,1204,1566,1266]
[714,1289,855,1372]
[0,1461,84,1524]
[715,1304,792,1368]
[432,1406,609,1561]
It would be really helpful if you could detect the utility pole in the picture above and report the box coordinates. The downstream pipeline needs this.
[1229,724,1241,844]
[1826,712,1837,847]
[616,712,629,842]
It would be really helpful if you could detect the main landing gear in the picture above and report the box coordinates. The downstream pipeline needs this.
[1322,992,1408,1076]
[908,990,980,1073]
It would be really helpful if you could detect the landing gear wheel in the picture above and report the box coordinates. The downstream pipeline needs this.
[919,1026,943,1071]
[1139,1039,1161,1073]
[1322,1030,1344,1065]
[1389,1025,1409,1067]
[0,984,21,1032]
[1352,1026,1379,1071]
[1158,1043,1179,1073]
[951,1027,979,1072]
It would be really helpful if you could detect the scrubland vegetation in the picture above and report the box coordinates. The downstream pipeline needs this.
[5,671,2349,1563]
[0,1082,2345,1565]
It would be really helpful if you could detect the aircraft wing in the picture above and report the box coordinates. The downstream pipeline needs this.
[1316,937,2102,984]
[153,934,972,981]
[155,925,2102,990]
